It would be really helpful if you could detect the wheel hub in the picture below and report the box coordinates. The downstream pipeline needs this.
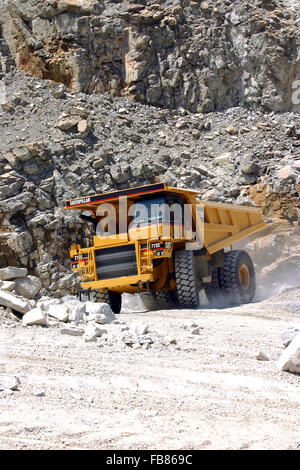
[239,264,251,290]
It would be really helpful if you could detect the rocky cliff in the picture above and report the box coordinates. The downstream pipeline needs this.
[0,0,299,298]
[1,0,299,113]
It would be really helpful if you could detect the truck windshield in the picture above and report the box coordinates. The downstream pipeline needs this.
[131,197,167,227]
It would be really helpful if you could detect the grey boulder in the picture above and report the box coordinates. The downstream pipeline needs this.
[14,275,42,299]
[0,267,27,281]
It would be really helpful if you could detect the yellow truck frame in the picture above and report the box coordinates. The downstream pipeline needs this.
[65,183,266,311]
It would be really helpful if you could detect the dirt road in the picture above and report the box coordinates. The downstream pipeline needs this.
[0,290,299,450]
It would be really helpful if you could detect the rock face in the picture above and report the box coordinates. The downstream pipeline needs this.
[0,0,299,114]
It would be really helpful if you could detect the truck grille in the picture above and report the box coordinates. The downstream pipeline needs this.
[95,245,138,280]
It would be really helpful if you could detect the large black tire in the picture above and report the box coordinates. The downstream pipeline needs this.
[174,250,200,308]
[139,292,158,311]
[155,290,174,309]
[94,289,122,314]
[219,250,256,305]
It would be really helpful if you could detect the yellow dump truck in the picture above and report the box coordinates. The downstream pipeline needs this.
[65,183,266,312]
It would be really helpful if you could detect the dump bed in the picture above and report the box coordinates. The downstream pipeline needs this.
[199,199,266,254]
[65,183,266,253]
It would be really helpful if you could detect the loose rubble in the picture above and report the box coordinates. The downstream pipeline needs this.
[85,301,116,324]
[0,286,184,350]
[1,288,300,450]
[0,267,43,307]
[2,283,300,367]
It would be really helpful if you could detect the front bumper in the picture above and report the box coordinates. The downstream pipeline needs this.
[80,273,154,290]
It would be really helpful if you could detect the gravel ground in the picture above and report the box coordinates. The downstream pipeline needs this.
[0,289,299,450]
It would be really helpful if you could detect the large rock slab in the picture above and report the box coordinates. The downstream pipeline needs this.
[60,327,84,336]
[0,290,31,314]
[47,304,69,322]
[278,334,300,374]
[59,297,86,322]
[84,301,116,324]
[0,267,27,281]
[14,275,42,299]
[22,307,47,326]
